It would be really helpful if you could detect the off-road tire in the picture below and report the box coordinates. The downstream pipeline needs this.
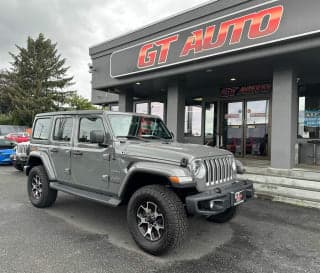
[206,206,237,223]
[27,165,57,208]
[127,185,188,255]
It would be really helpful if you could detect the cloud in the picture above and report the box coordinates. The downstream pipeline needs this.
[0,0,209,98]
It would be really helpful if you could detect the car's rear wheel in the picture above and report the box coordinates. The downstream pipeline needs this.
[127,185,188,255]
[27,165,57,208]
[206,206,237,223]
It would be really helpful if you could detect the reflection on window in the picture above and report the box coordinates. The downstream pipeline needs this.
[246,100,269,125]
[108,114,172,139]
[53,118,73,141]
[110,105,119,112]
[184,105,202,137]
[151,102,164,120]
[33,118,51,140]
[135,103,148,114]
[298,89,320,139]
[205,103,217,146]
[225,102,243,126]
[78,117,104,143]
[205,103,215,137]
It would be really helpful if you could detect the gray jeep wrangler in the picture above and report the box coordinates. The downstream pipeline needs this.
[26,110,253,255]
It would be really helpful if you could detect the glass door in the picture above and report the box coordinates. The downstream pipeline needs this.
[223,101,244,157]
[245,100,269,157]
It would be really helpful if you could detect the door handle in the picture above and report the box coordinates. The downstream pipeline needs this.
[72,151,83,156]
[50,148,58,153]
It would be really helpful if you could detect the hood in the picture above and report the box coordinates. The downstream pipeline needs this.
[117,141,232,163]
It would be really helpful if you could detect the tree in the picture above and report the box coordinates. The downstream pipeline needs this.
[66,93,96,110]
[0,70,12,114]
[4,33,74,126]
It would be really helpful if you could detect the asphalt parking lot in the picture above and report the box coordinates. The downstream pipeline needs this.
[0,165,319,273]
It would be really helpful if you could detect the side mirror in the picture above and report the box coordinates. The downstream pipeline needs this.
[90,130,105,144]
[90,130,112,147]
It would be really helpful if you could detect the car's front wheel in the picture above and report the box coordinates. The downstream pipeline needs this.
[127,185,188,255]
[27,165,57,208]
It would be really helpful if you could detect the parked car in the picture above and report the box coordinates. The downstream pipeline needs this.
[11,141,30,171]
[25,110,254,255]
[0,137,16,165]
[5,132,30,143]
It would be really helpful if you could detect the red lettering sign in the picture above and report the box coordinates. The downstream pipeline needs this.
[137,35,178,68]
[136,5,284,69]
[182,5,283,57]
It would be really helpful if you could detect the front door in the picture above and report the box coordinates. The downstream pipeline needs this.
[223,101,244,156]
[49,116,74,183]
[245,100,269,158]
[71,115,112,193]
[223,99,270,158]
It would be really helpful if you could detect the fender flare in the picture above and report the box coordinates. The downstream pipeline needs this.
[118,161,192,198]
[26,151,56,181]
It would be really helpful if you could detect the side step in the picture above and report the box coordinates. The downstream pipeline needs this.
[50,182,121,207]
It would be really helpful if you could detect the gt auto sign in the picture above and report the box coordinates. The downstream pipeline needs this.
[137,5,283,69]
[109,0,320,78]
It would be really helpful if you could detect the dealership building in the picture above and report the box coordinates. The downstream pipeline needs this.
[90,0,320,206]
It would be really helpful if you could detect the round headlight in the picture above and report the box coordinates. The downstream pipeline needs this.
[189,160,206,179]
[232,159,237,172]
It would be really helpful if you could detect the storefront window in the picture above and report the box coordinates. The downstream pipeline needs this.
[184,105,202,137]
[205,103,217,146]
[298,85,320,139]
[151,102,164,120]
[135,102,148,114]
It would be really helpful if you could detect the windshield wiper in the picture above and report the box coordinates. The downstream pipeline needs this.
[141,135,170,140]
[116,135,148,141]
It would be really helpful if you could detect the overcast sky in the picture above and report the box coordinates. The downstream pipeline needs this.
[0,0,211,99]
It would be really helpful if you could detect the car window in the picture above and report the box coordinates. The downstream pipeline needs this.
[108,114,172,139]
[33,118,51,140]
[53,117,73,142]
[78,116,104,143]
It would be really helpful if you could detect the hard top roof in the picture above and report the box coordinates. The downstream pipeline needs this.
[35,110,161,119]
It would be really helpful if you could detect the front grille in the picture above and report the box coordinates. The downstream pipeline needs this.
[17,143,30,155]
[203,155,234,186]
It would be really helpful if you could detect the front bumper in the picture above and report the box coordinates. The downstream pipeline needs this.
[11,154,27,164]
[185,179,254,217]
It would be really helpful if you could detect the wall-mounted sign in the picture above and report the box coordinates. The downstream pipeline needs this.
[304,110,320,128]
[109,0,320,78]
[220,84,272,98]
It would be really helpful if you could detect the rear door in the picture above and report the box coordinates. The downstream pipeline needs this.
[71,115,112,193]
[49,116,74,183]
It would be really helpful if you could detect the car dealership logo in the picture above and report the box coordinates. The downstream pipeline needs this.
[137,5,284,69]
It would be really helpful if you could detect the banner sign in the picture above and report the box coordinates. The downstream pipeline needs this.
[110,0,320,78]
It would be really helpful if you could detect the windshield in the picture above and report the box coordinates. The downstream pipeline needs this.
[108,114,172,140]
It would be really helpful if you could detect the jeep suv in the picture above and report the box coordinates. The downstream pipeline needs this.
[26,110,253,255]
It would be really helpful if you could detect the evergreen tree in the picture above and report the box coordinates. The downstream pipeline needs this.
[4,33,74,126]
[66,93,97,110]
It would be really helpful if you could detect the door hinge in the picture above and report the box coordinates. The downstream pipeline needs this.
[103,153,110,161]
[102,175,110,184]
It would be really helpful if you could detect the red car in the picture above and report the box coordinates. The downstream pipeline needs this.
[5,132,30,143]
